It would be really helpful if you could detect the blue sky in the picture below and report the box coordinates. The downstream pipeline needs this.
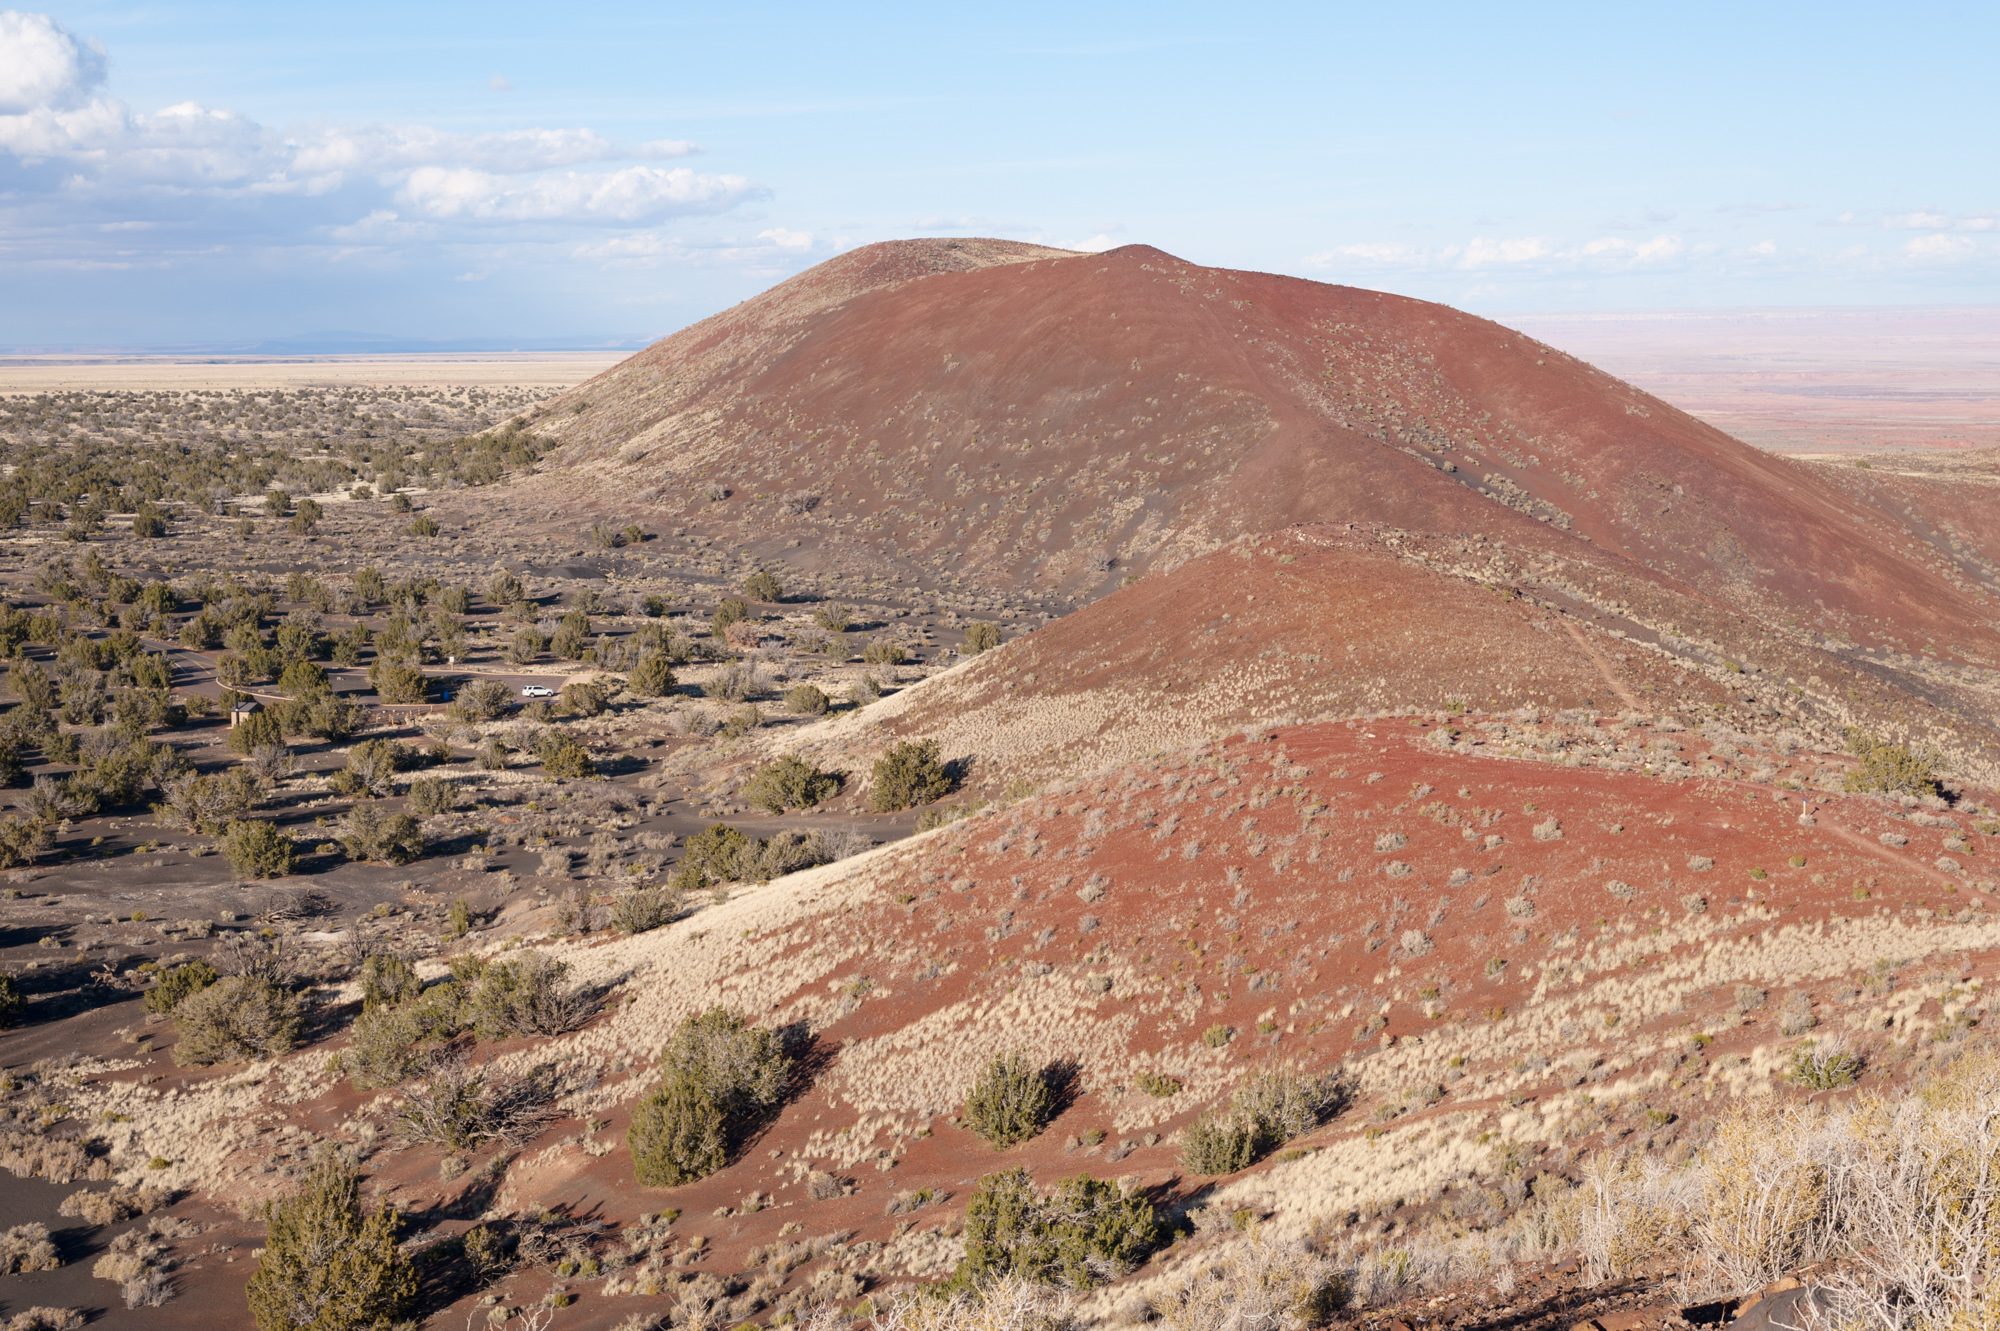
[2,1,1996,349]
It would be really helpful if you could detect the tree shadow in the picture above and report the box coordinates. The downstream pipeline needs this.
[593,752,650,779]
[779,1023,836,1101]
[1043,1057,1083,1120]
[0,921,63,949]
[12,953,144,1021]
[1458,1279,1655,1331]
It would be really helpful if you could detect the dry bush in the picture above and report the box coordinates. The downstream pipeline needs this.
[1567,1050,2000,1321]
[1694,1106,1837,1292]
[963,1052,1057,1148]
[0,1222,60,1273]
[814,827,874,862]
[172,975,302,1066]
[394,1055,557,1150]
[1809,1054,2000,1329]
[2,1309,85,1331]
[57,1184,160,1227]
[610,884,685,935]
[1152,1233,1349,1331]
[1182,1066,1347,1175]
[1577,1154,1699,1286]
[469,951,594,1038]
[93,1224,176,1308]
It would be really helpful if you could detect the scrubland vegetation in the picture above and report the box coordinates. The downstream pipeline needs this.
[1,348,1997,1331]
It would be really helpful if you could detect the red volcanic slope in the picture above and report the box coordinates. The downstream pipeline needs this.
[797,519,2000,796]
[540,240,2000,663]
[110,719,2000,1329]
[430,723,2000,1323]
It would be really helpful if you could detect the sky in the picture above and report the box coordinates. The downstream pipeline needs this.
[1,1,1996,350]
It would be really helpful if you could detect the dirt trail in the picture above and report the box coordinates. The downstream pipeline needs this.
[1821,820,1958,887]
[1562,618,1642,711]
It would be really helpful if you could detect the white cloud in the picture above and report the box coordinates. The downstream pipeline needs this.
[1845,208,1998,233]
[1066,232,1122,253]
[1454,236,1552,268]
[1747,239,1778,257]
[1306,241,1426,268]
[1903,233,1977,262]
[1309,232,1698,275]
[0,11,759,272]
[571,227,819,269]
[0,10,104,113]
[0,92,128,160]
[571,232,672,264]
[327,210,437,245]
[288,126,695,179]
[1579,234,1685,264]
[400,164,754,224]
[489,74,513,95]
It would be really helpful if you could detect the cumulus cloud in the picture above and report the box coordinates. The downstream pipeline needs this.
[0,10,761,272]
[0,10,104,113]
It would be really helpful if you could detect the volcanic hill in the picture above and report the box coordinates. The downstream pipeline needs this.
[534,240,2000,658]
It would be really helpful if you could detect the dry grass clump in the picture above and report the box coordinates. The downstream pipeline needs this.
[1571,1049,2000,1319]
[57,1183,164,1226]
[0,1127,109,1184]
[92,1222,181,1309]
[814,1277,1073,1331]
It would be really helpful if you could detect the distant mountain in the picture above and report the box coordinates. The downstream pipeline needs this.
[239,331,648,355]
[0,333,648,356]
